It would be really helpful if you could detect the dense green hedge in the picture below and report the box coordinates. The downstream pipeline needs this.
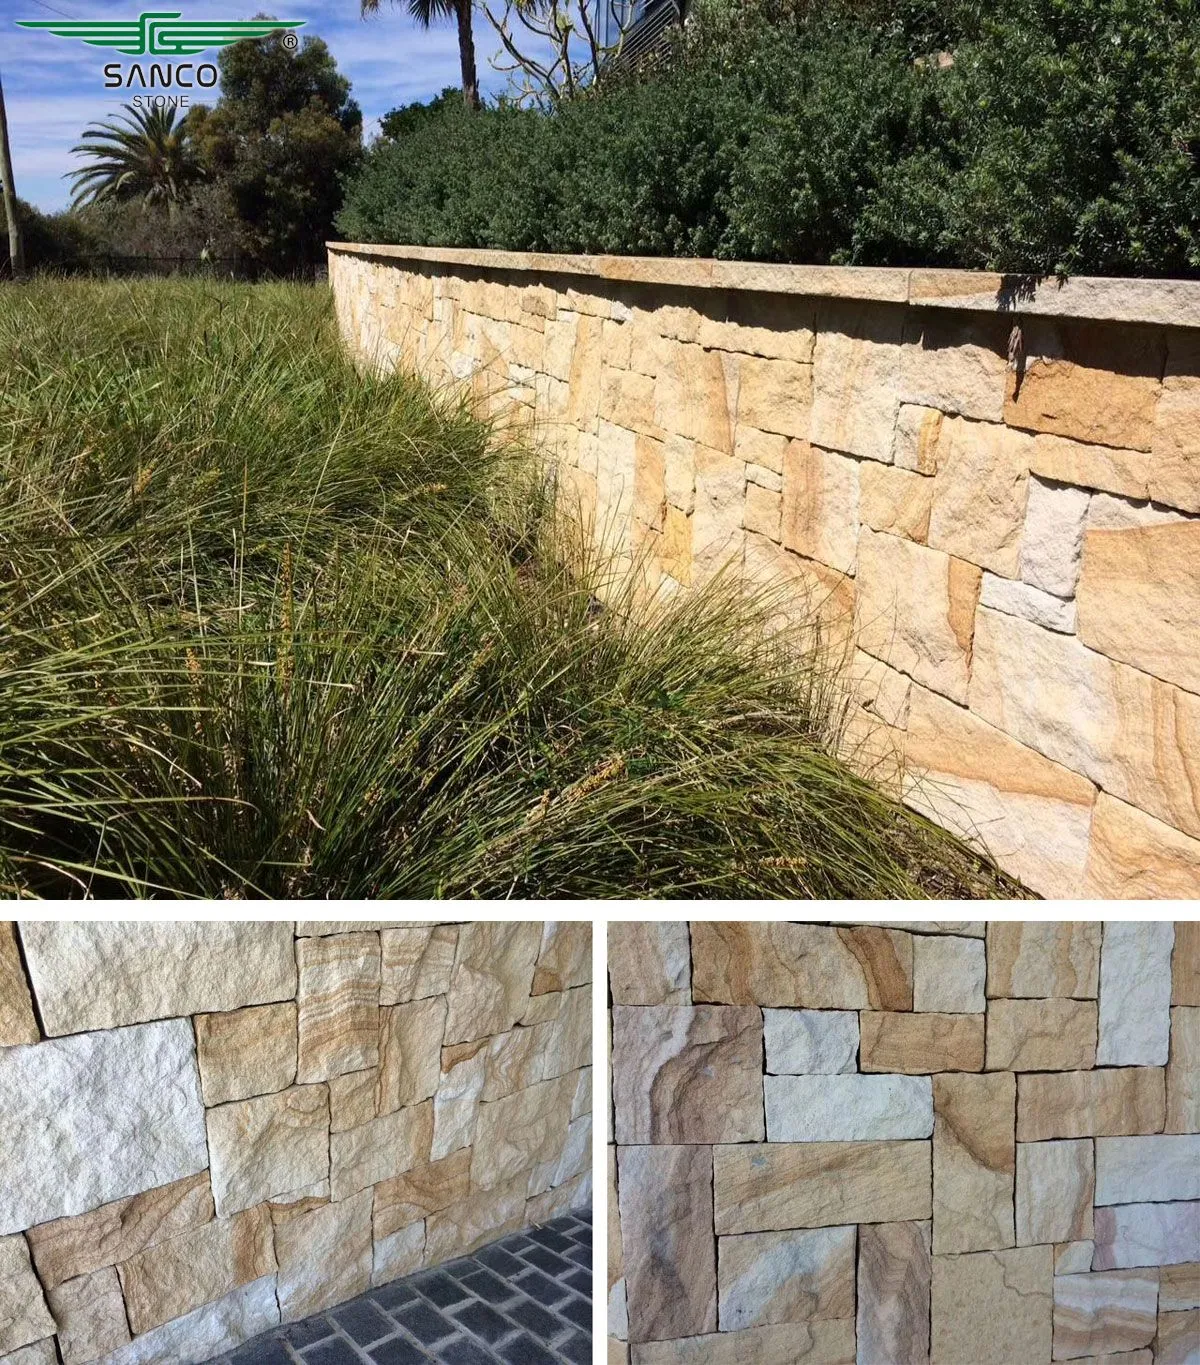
[338,0,1200,277]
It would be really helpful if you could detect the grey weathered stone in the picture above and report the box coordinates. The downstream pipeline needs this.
[1093,1202,1200,1270]
[100,1276,278,1365]
[763,1009,858,1074]
[0,1237,54,1356]
[1097,922,1175,1066]
[1095,1135,1200,1205]
[765,1074,933,1141]
[717,1225,855,1332]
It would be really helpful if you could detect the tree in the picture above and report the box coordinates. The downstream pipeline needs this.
[186,30,362,273]
[379,86,463,140]
[480,0,637,107]
[362,0,480,112]
[67,104,198,212]
[0,70,23,278]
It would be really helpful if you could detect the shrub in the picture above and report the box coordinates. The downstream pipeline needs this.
[338,0,1199,276]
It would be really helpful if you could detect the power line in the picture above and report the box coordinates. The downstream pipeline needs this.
[28,0,80,18]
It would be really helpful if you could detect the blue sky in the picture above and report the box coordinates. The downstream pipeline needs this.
[0,0,513,210]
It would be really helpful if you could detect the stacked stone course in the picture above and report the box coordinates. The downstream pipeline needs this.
[606,919,1199,1365]
[329,245,1200,898]
[0,920,592,1364]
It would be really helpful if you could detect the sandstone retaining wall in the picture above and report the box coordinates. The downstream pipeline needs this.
[0,920,592,1364]
[606,919,1199,1365]
[328,244,1200,899]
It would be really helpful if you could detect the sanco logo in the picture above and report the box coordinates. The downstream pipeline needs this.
[16,12,305,56]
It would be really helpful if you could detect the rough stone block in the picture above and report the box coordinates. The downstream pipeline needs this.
[46,1265,129,1364]
[691,921,912,1010]
[295,931,381,1084]
[1159,1262,1200,1312]
[912,936,986,1013]
[743,482,781,540]
[470,1073,573,1191]
[1167,1008,1199,1134]
[860,462,933,542]
[195,1003,297,1107]
[1017,1140,1095,1246]
[1156,1308,1200,1365]
[274,1188,372,1322]
[1098,922,1174,1066]
[444,921,541,1043]
[99,1275,279,1365]
[0,1237,55,1356]
[1095,1136,1200,1206]
[981,572,1078,633]
[737,357,813,440]
[765,1074,933,1142]
[608,922,691,1005]
[1056,1242,1097,1275]
[329,1099,433,1201]
[206,1084,329,1218]
[619,1145,716,1343]
[1053,1270,1159,1359]
[18,923,296,1036]
[717,1225,855,1332]
[763,1009,858,1074]
[857,1221,931,1365]
[372,1220,425,1287]
[374,1148,471,1240]
[377,995,447,1112]
[893,404,942,473]
[423,1179,526,1264]
[692,444,746,581]
[653,343,734,452]
[932,1072,1015,1254]
[900,311,1008,421]
[630,1319,855,1365]
[532,921,591,995]
[0,926,37,1047]
[810,302,903,463]
[930,1245,1052,1365]
[0,1020,207,1235]
[1174,923,1200,1006]
[927,416,1032,576]
[1018,1069,1165,1142]
[611,1005,764,1144]
[1150,333,1200,513]
[379,925,457,1005]
[986,921,1101,999]
[431,1040,486,1160]
[1019,477,1091,597]
[1093,1203,1199,1270]
[734,426,788,477]
[986,998,1099,1071]
[781,441,860,574]
[860,1011,984,1074]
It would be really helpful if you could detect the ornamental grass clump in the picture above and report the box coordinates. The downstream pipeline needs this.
[0,279,1017,897]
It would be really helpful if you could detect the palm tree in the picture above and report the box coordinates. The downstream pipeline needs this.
[68,104,199,213]
[362,0,480,112]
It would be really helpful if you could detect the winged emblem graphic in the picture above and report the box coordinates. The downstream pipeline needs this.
[16,12,305,56]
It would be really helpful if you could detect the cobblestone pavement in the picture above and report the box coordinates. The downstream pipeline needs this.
[204,1210,592,1365]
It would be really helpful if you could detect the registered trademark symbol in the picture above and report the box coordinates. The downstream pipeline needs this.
[281,30,298,49]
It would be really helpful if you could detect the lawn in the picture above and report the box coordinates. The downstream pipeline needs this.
[0,278,1021,898]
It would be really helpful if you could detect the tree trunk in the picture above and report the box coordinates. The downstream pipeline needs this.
[0,70,24,280]
[456,0,481,111]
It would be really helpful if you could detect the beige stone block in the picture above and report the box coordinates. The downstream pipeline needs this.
[1030,432,1152,502]
[661,432,695,513]
[653,343,735,452]
[443,921,541,1044]
[470,1073,574,1191]
[377,996,446,1114]
[328,1068,379,1133]
[611,1005,763,1144]
[987,998,1099,1071]
[431,1039,486,1160]
[1157,1308,1200,1365]
[861,1011,984,1074]
[857,1221,931,1365]
[717,1225,854,1331]
[893,404,943,473]
[932,1072,1015,1254]
[691,920,912,1010]
[1098,921,1174,1067]
[766,1073,931,1142]
[1095,1135,1200,1206]
[856,529,979,704]
[532,922,591,995]
[526,1169,590,1227]
[0,1237,55,1356]
[900,312,1009,421]
[780,441,860,574]
[565,315,604,430]
[1018,1069,1165,1142]
[713,1141,932,1234]
[619,1144,715,1343]
[631,1319,854,1365]
[743,482,781,540]
[608,922,690,1005]
[481,1024,550,1103]
[1018,1140,1095,1246]
[610,1339,630,1365]
[1056,1241,1097,1275]
[602,368,658,436]
[295,931,380,1084]
[119,1205,275,1334]
[912,935,986,1013]
[931,1245,1052,1365]
[379,925,457,1005]
[1053,1270,1158,1359]
[701,292,816,364]
[46,1265,130,1364]
[1160,1262,1200,1312]
[195,1003,297,1107]
[275,1188,372,1322]
[927,415,1032,576]
[26,1173,214,1291]
[810,302,903,463]
[1174,924,1200,1006]
[520,991,562,1027]
[0,926,37,1047]
[372,1220,425,1287]
[1151,334,1200,513]
[632,435,666,533]
[330,1099,433,1202]
[987,921,1101,999]
[659,504,693,585]
[538,982,590,1081]
[423,1179,526,1264]
[207,1083,329,1218]
[1076,522,1200,694]
[734,425,788,476]
[860,462,933,542]
[968,606,1200,839]
[374,1149,471,1239]
[742,534,856,662]
[1019,476,1091,597]
[542,316,578,382]
[737,356,812,440]
[0,1338,58,1365]
[692,443,745,581]
[1004,320,1165,451]
[1167,1008,1199,1134]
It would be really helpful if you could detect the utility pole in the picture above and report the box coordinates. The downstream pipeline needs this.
[0,69,24,280]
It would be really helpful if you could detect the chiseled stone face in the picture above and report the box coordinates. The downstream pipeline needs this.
[691,921,912,1010]
[1167,1007,1199,1134]
[372,1220,425,1287]
[856,1221,931,1365]
[373,1149,471,1240]
[0,1020,208,1235]
[379,925,457,1005]
[1097,922,1175,1067]
[1016,1139,1094,1246]
[18,922,296,1037]
[329,1100,433,1202]
[1174,922,1200,1006]
[609,922,691,1005]
[45,1265,129,1365]
[985,998,1098,1072]
[1093,1202,1200,1270]
[766,1074,932,1143]
[539,983,591,1081]
[986,921,1101,999]
[1052,1270,1159,1359]
[1157,1308,1200,1365]
[99,1274,279,1365]
[912,936,986,1013]
[860,1011,984,1075]
[1095,1135,1200,1206]
[377,995,447,1113]
[714,1142,932,1234]
[0,926,38,1047]
[1017,1068,1165,1142]
[423,1179,526,1265]
[431,1040,487,1160]
[932,1073,1015,1255]
[611,1005,764,1144]
[443,922,541,1043]
[809,301,902,464]
[532,921,591,995]
[1158,1261,1200,1312]
[930,1245,1052,1365]
[763,1009,857,1075]
[619,1144,716,1344]
[206,1084,329,1218]
[0,1236,55,1355]
[717,1225,855,1332]
[295,931,381,1084]
[195,1002,297,1107]
[470,1073,574,1192]
[632,1319,855,1365]
[275,1188,372,1323]
[780,440,860,575]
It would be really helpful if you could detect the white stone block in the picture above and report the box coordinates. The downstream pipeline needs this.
[1019,478,1090,596]
[763,1010,858,1074]
[1097,922,1174,1066]
[764,1074,933,1141]
[980,572,1078,633]
[1095,1135,1200,1205]
[1093,1201,1200,1270]
[913,936,986,1013]
[101,1275,278,1365]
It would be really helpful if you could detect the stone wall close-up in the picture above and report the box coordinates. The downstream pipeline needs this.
[328,245,1200,900]
[606,919,1199,1365]
[0,920,592,1365]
